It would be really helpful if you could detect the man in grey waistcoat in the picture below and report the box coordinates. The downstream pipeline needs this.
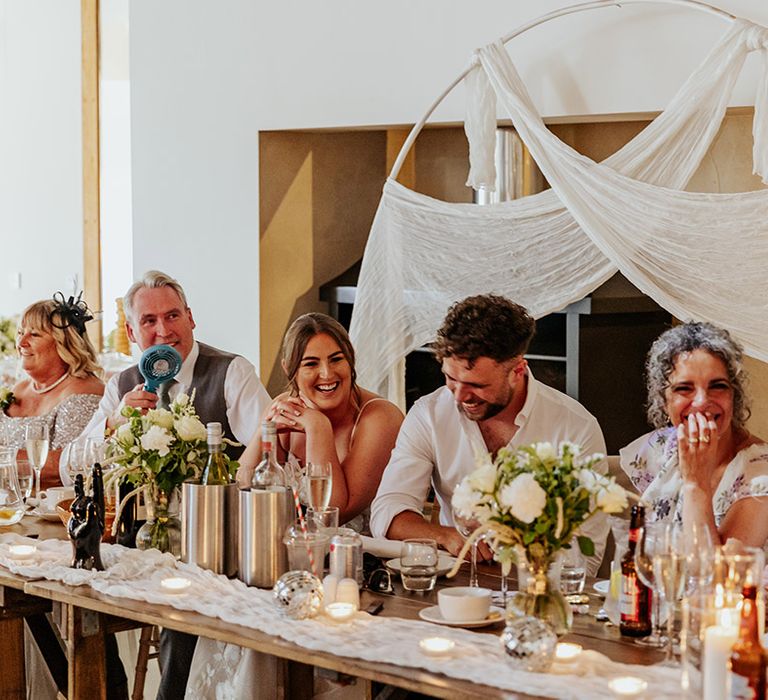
[81,270,270,700]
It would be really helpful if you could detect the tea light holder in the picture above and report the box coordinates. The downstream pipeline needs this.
[608,676,648,697]
[335,578,360,608]
[554,642,582,663]
[160,576,192,594]
[325,602,357,622]
[8,544,36,560]
[419,637,455,657]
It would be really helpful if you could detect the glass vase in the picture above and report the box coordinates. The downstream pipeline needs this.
[136,484,181,557]
[510,551,572,636]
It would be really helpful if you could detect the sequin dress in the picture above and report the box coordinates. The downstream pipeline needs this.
[0,394,102,449]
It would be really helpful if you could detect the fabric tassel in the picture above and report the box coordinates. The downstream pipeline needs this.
[464,54,498,190]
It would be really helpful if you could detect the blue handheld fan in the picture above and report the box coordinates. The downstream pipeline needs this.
[138,344,183,394]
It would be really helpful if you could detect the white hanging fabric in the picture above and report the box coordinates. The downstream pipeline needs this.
[350,20,768,403]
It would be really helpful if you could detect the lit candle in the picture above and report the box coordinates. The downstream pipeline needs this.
[608,676,648,696]
[419,637,455,657]
[554,642,582,663]
[325,602,357,621]
[703,624,738,700]
[8,544,36,559]
[160,576,192,594]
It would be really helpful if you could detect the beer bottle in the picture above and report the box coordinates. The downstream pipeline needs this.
[619,504,652,637]
[729,581,767,699]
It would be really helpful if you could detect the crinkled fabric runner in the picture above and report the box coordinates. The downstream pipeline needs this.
[350,19,768,402]
[0,534,680,699]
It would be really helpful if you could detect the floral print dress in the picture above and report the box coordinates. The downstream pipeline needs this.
[619,427,768,526]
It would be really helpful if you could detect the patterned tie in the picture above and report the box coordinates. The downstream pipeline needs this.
[156,379,176,410]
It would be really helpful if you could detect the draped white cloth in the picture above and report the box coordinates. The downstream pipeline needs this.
[0,534,682,699]
[350,19,768,403]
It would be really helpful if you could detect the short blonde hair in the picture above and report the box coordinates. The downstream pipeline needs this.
[20,301,102,379]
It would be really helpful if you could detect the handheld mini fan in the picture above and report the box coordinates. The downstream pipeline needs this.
[138,344,183,394]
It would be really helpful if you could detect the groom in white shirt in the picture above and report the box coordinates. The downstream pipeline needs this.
[370,294,609,575]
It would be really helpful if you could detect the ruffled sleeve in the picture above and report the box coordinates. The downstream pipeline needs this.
[619,428,677,496]
[712,444,768,522]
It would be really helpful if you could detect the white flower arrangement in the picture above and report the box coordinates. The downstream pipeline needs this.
[0,316,17,357]
[0,386,15,411]
[451,441,630,571]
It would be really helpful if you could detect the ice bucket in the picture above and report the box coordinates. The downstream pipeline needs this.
[238,487,293,588]
[181,482,239,577]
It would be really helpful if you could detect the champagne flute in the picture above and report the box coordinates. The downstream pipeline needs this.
[653,527,685,667]
[634,522,668,648]
[453,506,481,588]
[303,462,332,510]
[25,422,49,501]
[65,438,88,482]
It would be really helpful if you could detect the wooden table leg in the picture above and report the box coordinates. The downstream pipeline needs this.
[283,659,314,700]
[60,604,107,700]
[0,616,25,700]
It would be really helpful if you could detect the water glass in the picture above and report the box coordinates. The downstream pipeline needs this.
[307,506,339,533]
[400,538,438,592]
[558,540,586,595]
[0,447,25,526]
[283,524,329,577]
[14,458,32,502]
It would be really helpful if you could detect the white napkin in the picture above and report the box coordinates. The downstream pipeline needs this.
[360,536,402,559]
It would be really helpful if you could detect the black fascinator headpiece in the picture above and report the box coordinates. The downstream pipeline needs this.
[50,292,94,336]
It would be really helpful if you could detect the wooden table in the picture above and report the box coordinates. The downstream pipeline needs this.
[0,519,662,700]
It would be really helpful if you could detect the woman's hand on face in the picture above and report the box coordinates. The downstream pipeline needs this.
[677,411,719,488]
[266,395,330,434]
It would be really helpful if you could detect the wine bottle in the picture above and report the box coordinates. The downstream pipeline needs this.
[201,422,230,485]
[729,581,767,699]
[250,421,287,491]
[619,504,652,637]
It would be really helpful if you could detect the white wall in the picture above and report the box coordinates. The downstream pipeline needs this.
[0,0,82,318]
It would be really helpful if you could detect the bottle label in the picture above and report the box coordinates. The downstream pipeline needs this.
[728,671,757,699]
[619,574,640,622]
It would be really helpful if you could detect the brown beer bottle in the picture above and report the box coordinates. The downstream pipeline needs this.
[729,582,767,700]
[619,504,652,637]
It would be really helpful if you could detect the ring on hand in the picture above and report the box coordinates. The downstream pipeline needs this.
[700,435,710,443]
[688,437,699,444]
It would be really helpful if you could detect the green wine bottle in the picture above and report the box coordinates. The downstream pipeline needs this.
[201,422,230,485]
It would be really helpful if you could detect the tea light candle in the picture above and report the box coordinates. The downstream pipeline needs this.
[608,676,648,696]
[554,642,582,663]
[160,576,191,594]
[8,544,36,559]
[703,624,738,700]
[419,637,455,657]
[325,602,357,621]
[335,578,360,608]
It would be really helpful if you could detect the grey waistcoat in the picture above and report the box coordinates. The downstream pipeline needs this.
[116,342,244,458]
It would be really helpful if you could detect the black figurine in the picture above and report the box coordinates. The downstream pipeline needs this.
[68,467,105,571]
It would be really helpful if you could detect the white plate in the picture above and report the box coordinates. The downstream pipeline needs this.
[593,580,609,596]
[418,605,504,628]
[385,554,456,577]
[29,509,61,522]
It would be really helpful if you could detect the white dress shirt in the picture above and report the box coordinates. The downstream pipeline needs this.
[369,373,608,575]
[79,341,270,447]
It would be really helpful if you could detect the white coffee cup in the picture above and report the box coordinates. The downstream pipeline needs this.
[437,586,492,622]
[39,486,75,512]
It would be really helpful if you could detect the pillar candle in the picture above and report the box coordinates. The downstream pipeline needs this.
[703,624,738,700]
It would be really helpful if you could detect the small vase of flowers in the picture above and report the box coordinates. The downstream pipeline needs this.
[451,441,629,634]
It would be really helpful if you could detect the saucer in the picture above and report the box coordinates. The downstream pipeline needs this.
[385,555,456,577]
[418,605,504,628]
[592,580,609,597]
[29,508,61,522]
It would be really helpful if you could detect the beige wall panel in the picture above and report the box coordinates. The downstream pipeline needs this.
[259,131,386,395]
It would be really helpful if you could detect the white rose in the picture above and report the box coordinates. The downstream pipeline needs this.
[499,473,546,524]
[468,463,496,493]
[578,468,600,493]
[116,422,134,445]
[533,442,556,461]
[173,392,190,408]
[140,425,174,457]
[175,416,206,442]
[596,482,628,514]
[147,408,174,429]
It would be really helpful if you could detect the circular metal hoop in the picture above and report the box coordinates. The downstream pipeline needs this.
[389,0,735,180]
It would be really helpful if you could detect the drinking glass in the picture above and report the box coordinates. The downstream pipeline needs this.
[303,462,332,510]
[634,522,668,648]
[0,448,25,526]
[453,506,481,587]
[307,506,339,533]
[400,539,438,592]
[64,437,89,482]
[559,538,587,596]
[652,527,685,666]
[14,458,32,502]
[25,422,49,500]
[682,520,715,595]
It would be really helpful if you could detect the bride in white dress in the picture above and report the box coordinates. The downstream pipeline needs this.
[186,313,403,698]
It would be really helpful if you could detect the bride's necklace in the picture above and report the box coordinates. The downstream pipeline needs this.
[30,372,69,395]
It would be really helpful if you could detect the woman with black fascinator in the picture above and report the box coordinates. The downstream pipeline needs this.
[0,293,104,489]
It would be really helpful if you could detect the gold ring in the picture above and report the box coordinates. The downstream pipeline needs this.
[700,435,710,443]
[687,437,699,444]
